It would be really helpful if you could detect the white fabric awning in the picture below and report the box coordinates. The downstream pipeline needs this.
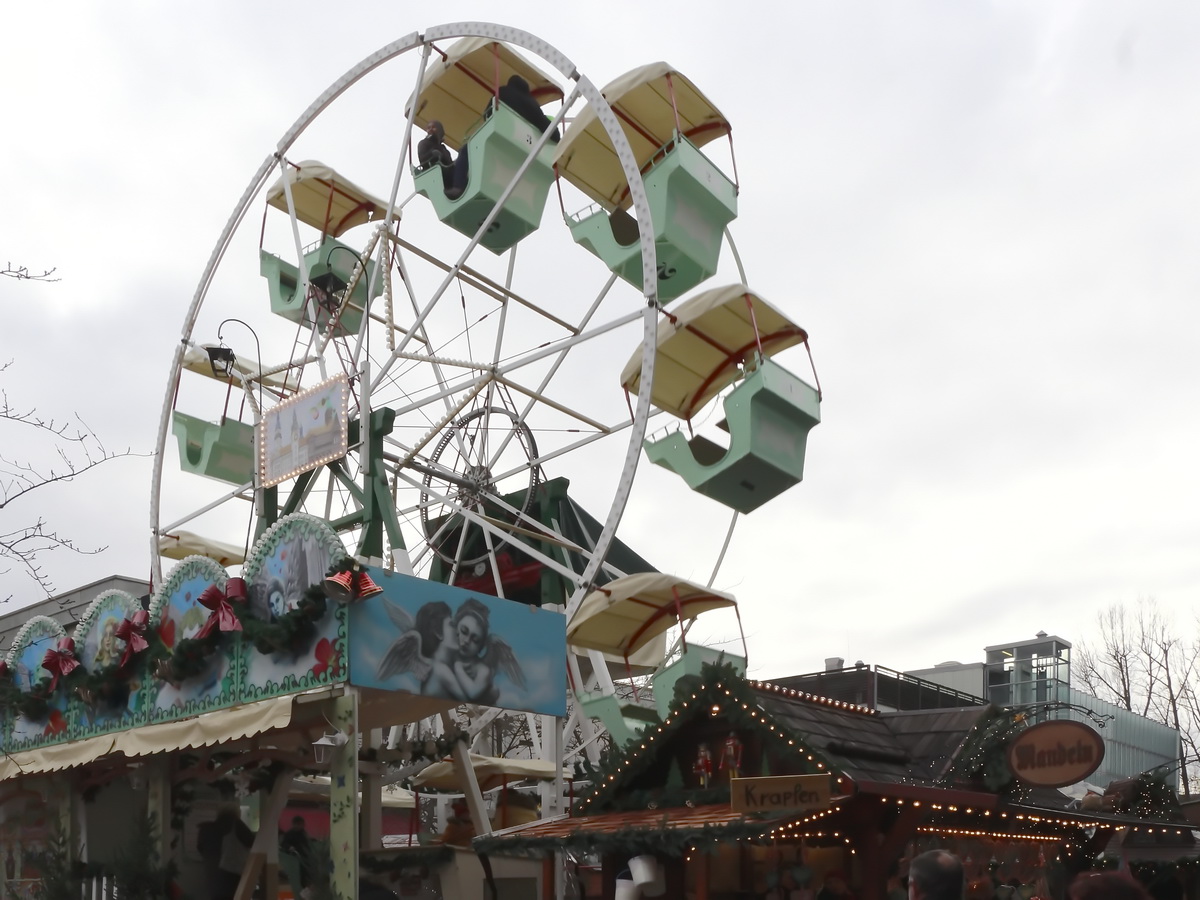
[567,573,737,658]
[265,161,389,236]
[158,530,247,567]
[292,775,416,809]
[554,62,730,210]
[182,345,296,392]
[408,37,564,150]
[0,694,299,782]
[116,694,295,758]
[411,753,571,792]
[619,284,808,421]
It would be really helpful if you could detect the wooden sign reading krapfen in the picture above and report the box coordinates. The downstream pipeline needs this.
[730,774,832,814]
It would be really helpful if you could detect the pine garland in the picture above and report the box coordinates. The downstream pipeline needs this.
[154,557,350,683]
[360,846,453,873]
[475,817,771,859]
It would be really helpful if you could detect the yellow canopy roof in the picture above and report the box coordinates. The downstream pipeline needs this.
[158,530,246,567]
[411,753,571,792]
[566,573,736,658]
[265,161,388,237]
[182,344,296,392]
[620,284,808,421]
[554,62,731,210]
[408,37,565,151]
[292,775,416,809]
[0,694,297,782]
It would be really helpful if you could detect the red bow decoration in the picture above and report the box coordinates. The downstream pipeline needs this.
[194,578,247,640]
[42,637,80,691]
[116,610,151,669]
[0,661,9,679]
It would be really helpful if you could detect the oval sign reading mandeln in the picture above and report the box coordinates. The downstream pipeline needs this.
[1006,719,1105,789]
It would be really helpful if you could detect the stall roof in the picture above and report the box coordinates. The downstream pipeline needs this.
[265,161,389,237]
[619,284,809,421]
[0,692,299,782]
[158,530,247,567]
[554,63,730,210]
[411,753,571,792]
[408,37,564,151]
[566,573,736,658]
[476,803,790,855]
[292,775,416,809]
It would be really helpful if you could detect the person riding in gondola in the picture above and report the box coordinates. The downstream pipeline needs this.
[417,120,455,192]
[446,75,559,199]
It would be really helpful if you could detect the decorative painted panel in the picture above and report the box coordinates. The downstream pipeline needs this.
[69,590,146,735]
[5,616,70,746]
[147,555,238,720]
[347,568,567,716]
[240,514,348,700]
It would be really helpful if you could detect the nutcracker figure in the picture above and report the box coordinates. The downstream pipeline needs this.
[693,743,714,788]
[719,731,743,779]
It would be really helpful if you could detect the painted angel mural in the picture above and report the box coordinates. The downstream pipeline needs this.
[378,597,525,706]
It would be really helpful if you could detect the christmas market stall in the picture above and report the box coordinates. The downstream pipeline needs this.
[0,513,566,900]
[478,663,1200,900]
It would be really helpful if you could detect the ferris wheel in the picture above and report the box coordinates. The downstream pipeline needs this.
[149,23,820,773]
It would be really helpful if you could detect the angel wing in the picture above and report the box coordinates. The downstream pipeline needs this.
[484,636,526,690]
[377,630,431,682]
[383,599,415,631]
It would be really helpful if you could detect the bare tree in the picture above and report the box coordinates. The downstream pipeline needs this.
[0,361,137,599]
[1077,600,1200,794]
[2,263,58,282]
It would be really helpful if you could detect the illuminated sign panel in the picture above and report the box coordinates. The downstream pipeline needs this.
[258,375,349,488]
[1006,720,1105,788]
[730,774,832,814]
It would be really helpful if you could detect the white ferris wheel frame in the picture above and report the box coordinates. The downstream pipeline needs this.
[148,22,661,624]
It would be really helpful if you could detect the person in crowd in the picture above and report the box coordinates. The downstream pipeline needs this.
[215,807,254,900]
[446,75,559,199]
[967,878,995,900]
[1069,872,1151,900]
[417,120,455,192]
[280,814,312,888]
[817,870,854,900]
[908,850,964,900]
[197,806,254,900]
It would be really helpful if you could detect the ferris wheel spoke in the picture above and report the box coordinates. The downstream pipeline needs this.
[480,525,506,598]
[485,273,618,470]
[490,412,653,484]
[389,236,577,336]
[496,307,643,382]
[382,244,482,468]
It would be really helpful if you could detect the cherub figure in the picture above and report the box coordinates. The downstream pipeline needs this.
[378,600,460,697]
[378,597,524,706]
[448,599,524,706]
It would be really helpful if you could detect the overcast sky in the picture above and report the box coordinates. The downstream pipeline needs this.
[1,2,1198,683]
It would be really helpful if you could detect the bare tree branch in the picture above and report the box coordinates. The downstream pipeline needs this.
[1078,600,1200,795]
[1,263,59,282]
[0,361,146,600]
